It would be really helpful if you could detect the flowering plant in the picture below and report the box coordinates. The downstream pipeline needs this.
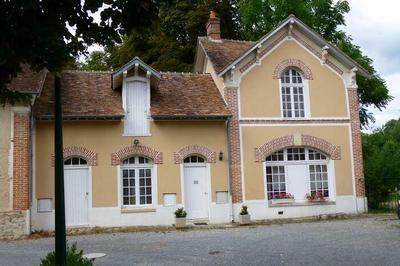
[271,192,294,199]
[305,192,326,201]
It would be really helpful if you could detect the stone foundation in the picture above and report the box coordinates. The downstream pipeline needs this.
[0,210,28,239]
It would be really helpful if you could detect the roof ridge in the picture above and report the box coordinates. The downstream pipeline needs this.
[160,71,211,76]
[63,70,112,74]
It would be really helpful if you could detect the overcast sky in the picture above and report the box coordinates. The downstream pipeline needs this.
[343,0,400,129]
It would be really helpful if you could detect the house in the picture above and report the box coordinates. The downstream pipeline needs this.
[1,13,368,235]
[0,65,48,237]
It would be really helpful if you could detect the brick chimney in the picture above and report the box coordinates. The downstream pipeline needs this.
[206,11,221,40]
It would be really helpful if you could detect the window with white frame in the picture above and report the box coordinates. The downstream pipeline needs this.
[121,156,153,207]
[280,69,306,118]
[64,157,87,166]
[265,148,331,200]
[124,78,150,136]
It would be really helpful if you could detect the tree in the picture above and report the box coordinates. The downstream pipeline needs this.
[363,119,400,209]
[103,0,240,72]
[0,0,159,104]
[79,51,111,71]
[238,0,392,127]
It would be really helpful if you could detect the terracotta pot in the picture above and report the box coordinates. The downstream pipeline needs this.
[175,217,186,228]
[239,214,251,225]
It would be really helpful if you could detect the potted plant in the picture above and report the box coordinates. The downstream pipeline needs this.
[238,205,251,225]
[305,192,327,202]
[270,192,295,204]
[174,207,187,228]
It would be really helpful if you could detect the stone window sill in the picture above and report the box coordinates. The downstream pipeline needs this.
[120,208,156,213]
[269,201,335,208]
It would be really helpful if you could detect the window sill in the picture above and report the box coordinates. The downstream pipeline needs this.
[122,134,152,137]
[120,208,156,213]
[269,201,335,208]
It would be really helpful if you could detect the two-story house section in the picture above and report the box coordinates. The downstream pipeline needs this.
[27,13,367,232]
[194,12,367,219]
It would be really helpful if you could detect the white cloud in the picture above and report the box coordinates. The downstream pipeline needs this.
[344,0,400,127]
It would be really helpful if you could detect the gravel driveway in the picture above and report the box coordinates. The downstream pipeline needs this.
[0,215,399,266]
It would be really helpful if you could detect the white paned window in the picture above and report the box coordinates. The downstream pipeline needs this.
[281,69,306,118]
[124,78,149,136]
[121,156,153,207]
[266,165,286,199]
[183,155,205,163]
[64,157,87,166]
[309,164,329,197]
[265,148,331,200]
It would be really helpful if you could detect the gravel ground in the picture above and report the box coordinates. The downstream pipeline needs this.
[0,215,399,266]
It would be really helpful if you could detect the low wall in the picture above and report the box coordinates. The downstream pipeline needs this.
[0,210,28,239]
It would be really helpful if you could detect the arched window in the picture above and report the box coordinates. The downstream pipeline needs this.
[265,148,330,201]
[183,155,205,164]
[280,69,306,118]
[64,157,87,166]
[121,156,153,207]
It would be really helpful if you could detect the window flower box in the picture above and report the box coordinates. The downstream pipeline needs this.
[270,198,295,204]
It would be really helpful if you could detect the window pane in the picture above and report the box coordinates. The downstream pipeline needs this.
[198,157,205,162]
[79,158,87,165]
[64,159,72,165]
[129,169,135,177]
[309,164,329,198]
[184,157,190,163]
[72,157,79,165]
[123,170,128,178]
[129,157,135,164]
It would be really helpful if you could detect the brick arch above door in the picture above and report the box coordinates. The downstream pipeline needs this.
[51,146,98,166]
[255,134,341,162]
[174,145,216,164]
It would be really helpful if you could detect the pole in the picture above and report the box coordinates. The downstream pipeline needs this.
[54,75,66,265]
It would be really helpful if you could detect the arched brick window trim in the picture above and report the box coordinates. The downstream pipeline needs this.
[273,59,313,80]
[111,145,163,165]
[255,134,341,162]
[174,145,216,164]
[51,146,98,166]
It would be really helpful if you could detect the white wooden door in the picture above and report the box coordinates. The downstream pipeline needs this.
[125,80,148,135]
[64,167,89,226]
[287,164,308,200]
[183,165,208,219]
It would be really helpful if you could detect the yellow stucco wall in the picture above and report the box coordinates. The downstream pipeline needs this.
[0,106,12,210]
[35,121,229,208]
[240,40,348,118]
[205,59,225,98]
[241,125,353,200]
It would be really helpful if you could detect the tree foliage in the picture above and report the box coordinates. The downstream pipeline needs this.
[238,0,392,126]
[363,119,400,209]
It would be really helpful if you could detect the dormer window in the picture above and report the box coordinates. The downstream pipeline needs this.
[280,68,308,118]
[112,57,161,137]
[124,77,150,136]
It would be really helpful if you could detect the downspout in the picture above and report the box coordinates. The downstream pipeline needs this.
[225,117,234,222]
[29,106,35,234]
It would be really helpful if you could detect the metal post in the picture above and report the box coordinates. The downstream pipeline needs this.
[54,75,66,265]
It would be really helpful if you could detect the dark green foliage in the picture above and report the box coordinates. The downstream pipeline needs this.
[79,51,112,71]
[238,0,392,127]
[39,243,94,266]
[102,0,240,72]
[174,207,187,218]
[363,119,400,209]
[0,0,118,104]
[240,205,249,215]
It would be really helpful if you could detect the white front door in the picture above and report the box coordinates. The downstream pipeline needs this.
[183,164,208,219]
[64,167,89,226]
[287,164,308,200]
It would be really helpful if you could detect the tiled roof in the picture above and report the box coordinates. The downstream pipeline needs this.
[151,73,231,119]
[33,71,124,120]
[7,64,48,94]
[199,37,255,73]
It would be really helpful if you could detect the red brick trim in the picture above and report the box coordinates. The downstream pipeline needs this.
[225,87,243,203]
[273,59,313,80]
[291,32,344,75]
[13,112,30,211]
[239,32,344,76]
[111,145,163,165]
[174,145,216,163]
[51,146,98,166]
[240,119,350,125]
[348,88,365,197]
[255,134,341,162]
